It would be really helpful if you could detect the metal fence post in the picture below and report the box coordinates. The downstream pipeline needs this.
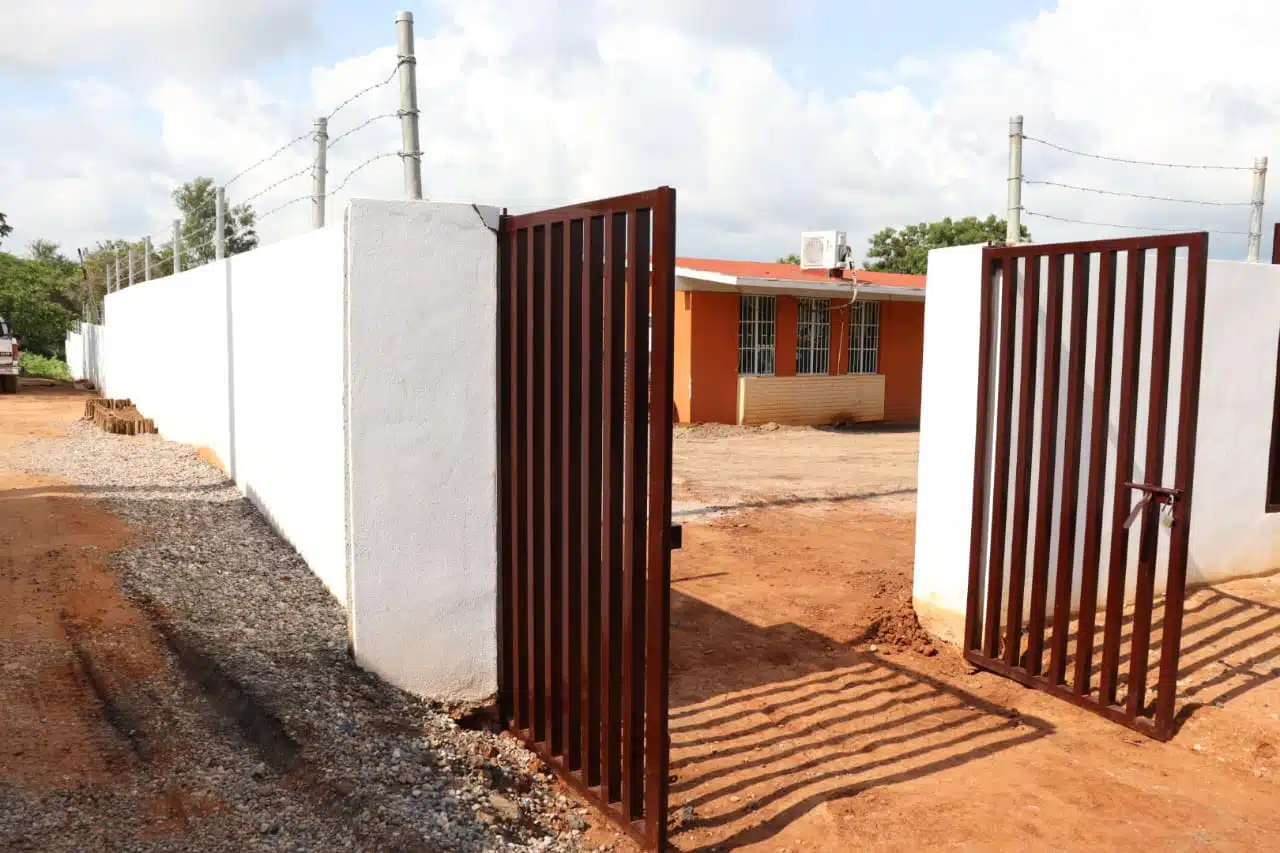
[1007,115,1024,245]
[313,117,328,228]
[396,11,423,200]
[215,186,227,261]
[144,237,152,281]
[1247,156,1267,262]
[173,219,183,275]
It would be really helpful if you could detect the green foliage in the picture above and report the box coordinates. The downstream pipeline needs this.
[0,212,11,247]
[18,352,71,382]
[174,177,258,266]
[0,251,77,357]
[776,253,801,265]
[864,215,1032,275]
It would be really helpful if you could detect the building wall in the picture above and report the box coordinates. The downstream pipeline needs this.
[673,292,693,423]
[672,282,925,425]
[686,291,739,424]
[882,301,925,422]
[913,244,1280,645]
[737,374,885,425]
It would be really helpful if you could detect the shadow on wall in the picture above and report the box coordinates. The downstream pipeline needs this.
[667,589,1054,852]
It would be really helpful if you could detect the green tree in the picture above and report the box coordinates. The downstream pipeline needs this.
[173,177,258,266]
[0,212,11,247]
[0,252,77,357]
[776,253,801,264]
[864,215,1032,275]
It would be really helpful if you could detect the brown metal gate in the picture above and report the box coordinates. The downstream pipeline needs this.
[497,188,677,849]
[964,233,1208,740]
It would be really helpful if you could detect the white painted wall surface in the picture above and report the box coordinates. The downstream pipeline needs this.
[102,226,348,602]
[913,245,1280,645]
[65,323,107,387]
[106,263,233,465]
[227,228,348,600]
[344,200,500,703]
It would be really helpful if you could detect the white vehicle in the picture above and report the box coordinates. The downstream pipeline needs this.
[0,316,18,394]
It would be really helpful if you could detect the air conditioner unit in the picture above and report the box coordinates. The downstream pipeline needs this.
[800,231,848,270]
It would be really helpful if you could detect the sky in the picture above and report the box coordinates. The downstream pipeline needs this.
[0,0,1276,263]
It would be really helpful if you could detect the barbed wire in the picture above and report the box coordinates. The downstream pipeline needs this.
[1024,179,1252,207]
[330,151,400,196]
[258,195,314,222]
[326,57,408,121]
[224,131,314,188]
[239,165,313,207]
[1022,135,1254,171]
[328,112,399,149]
[1023,209,1250,236]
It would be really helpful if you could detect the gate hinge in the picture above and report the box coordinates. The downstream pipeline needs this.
[669,524,683,550]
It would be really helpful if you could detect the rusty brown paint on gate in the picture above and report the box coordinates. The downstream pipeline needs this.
[497,189,676,849]
[966,232,1208,741]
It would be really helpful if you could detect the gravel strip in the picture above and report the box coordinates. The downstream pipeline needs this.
[3,423,605,852]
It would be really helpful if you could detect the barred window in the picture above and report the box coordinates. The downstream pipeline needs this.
[848,300,881,374]
[796,298,831,375]
[738,294,776,376]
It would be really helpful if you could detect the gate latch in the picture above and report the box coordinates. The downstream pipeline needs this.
[1122,482,1182,530]
[669,524,683,550]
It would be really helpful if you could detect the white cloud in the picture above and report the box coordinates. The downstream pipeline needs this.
[0,0,322,76]
[4,0,1280,262]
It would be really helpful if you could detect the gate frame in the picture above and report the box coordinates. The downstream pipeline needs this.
[496,188,677,850]
[963,232,1209,741]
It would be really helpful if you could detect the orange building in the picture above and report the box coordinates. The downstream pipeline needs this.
[672,258,926,425]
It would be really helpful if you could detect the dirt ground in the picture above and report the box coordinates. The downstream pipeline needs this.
[667,423,1280,852]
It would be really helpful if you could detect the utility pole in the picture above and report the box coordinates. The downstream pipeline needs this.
[144,236,152,281]
[215,186,227,261]
[1007,115,1024,245]
[173,219,183,275]
[396,11,423,200]
[1247,156,1268,263]
[313,117,328,228]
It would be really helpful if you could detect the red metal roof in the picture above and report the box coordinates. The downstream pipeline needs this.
[676,257,925,289]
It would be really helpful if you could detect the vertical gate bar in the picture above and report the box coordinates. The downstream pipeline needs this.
[1049,251,1091,685]
[620,207,652,822]
[965,253,998,653]
[983,256,1020,657]
[645,189,676,850]
[530,224,548,742]
[1126,245,1176,718]
[1005,253,1042,668]
[498,224,514,724]
[600,212,628,802]
[1026,252,1065,675]
[1154,234,1209,736]
[1074,249,1118,695]
[546,222,565,757]
[1099,248,1147,707]
[582,216,605,785]
[514,228,531,730]
[564,218,584,770]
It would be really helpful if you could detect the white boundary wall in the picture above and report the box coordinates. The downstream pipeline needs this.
[65,322,107,388]
[914,244,1280,644]
[99,200,499,701]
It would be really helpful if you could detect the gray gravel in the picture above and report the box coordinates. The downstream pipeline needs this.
[2,423,608,852]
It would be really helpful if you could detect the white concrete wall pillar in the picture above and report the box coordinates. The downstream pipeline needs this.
[344,199,501,702]
[912,244,987,645]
